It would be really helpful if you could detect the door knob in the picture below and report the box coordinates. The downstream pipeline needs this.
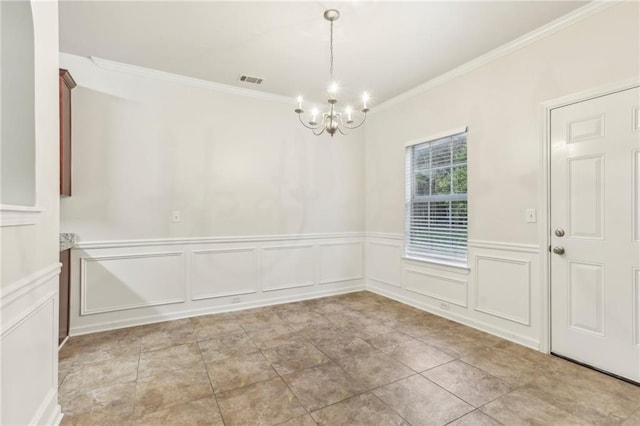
[554,228,565,237]
[552,246,565,255]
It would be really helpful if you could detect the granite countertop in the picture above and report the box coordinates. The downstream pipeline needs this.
[59,233,77,251]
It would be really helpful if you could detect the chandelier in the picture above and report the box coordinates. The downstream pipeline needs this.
[295,9,369,137]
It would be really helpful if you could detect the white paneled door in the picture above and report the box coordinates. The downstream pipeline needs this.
[551,86,640,382]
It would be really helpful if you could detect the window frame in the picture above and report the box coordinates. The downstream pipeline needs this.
[404,128,468,268]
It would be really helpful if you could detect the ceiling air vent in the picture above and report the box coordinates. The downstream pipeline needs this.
[239,74,264,85]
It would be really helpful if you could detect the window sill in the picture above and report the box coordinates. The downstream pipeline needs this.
[402,256,470,273]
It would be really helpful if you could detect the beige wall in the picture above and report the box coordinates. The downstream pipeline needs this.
[59,54,364,241]
[364,2,639,244]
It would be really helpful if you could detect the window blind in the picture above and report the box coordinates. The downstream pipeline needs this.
[405,131,468,263]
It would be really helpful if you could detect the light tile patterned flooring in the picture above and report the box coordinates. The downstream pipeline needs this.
[58,291,640,425]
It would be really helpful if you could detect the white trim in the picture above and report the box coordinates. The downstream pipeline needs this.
[373,0,619,114]
[474,255,531,326]
[0,263,61,307]
[633,268,640,347]
[75,232,364,249]
[368,277,401,289]
[90,56,294,104]
[365,232,404,241]
[0,204,42,227]
[404,268,468,308]
[404,127,468,148]
[403,256,470,274]
[262,243,314,251]
[70,284,365,336]
[317,241,363,284]
[191,247,259,300]
[192,289,258,301]
[367,284,540,350]
[367,240,402,249]
[32,388,62,426]
[468,240,539,254]
[1,291,56,338]
[80,252,186,315]
[543,78,639,112]
[262,282,315,293]
[191,247,257,255]
[539,78,640,354]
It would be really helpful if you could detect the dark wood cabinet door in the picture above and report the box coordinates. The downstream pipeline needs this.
[59,69,76,196]
[59,249,71,345]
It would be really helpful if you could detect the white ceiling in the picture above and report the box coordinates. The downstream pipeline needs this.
[59,1,588,106]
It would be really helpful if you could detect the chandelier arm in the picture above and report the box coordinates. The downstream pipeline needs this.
[339,112,368,130]
[297,113,325,130]
[313,127,326,136]
[337,126,347,136]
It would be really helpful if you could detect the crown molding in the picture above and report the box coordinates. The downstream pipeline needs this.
[89,56,295,104]
[371,0,620,114]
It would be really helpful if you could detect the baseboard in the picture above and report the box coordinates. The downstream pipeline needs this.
[33,389,62,426]
[71,283,365,336]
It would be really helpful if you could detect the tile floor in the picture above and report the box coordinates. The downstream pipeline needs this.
[58,291,640,425]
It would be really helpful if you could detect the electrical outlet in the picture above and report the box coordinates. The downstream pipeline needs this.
[526,208,536,223]
[231,297,241,304]
[172,210,181,223]
[440,302,450,310]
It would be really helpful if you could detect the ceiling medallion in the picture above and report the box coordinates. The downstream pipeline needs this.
[295,9,369,137]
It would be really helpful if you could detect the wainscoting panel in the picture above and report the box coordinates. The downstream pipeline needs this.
[81,252,186,315]
[0,264,62,426]
[70,233,365,335]
[262,245,315,291]
[365,234,541,349]
[405,268,468,307]
[474,255,531,326]
[634,268,640,347]
[318,242,363,284]
[366,240,402,288]
[192,248,258,300]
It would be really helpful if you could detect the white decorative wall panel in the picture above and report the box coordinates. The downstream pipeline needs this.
[568,261,605,335]
[475,255,531,325]
[318,242,363,284]
[405,268,468,307]
[634,151,640,242]
[633,106,640,132]
[567,114,604,143]
[367,241,402,287]
[1,282,58,426]
[568,155,604,238]
[192,248,258,300]
[81,252,185,314]
[70,234,367,335]
[633,268,639,346]
[261,245,315,291]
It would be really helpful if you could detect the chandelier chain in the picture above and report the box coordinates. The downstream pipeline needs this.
[329,19,334,81]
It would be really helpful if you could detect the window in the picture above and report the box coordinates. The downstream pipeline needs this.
[405,131,467,264]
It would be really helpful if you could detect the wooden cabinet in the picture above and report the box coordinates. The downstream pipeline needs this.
[59,69,76,196]
[59,249,71,345]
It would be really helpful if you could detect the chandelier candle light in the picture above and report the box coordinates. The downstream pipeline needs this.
[295,9,370,137]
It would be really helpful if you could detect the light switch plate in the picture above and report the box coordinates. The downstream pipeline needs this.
[172,210,181,223]
[526,208,536,223]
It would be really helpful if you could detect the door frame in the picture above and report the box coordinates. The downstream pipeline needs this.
[538,78,640,354]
